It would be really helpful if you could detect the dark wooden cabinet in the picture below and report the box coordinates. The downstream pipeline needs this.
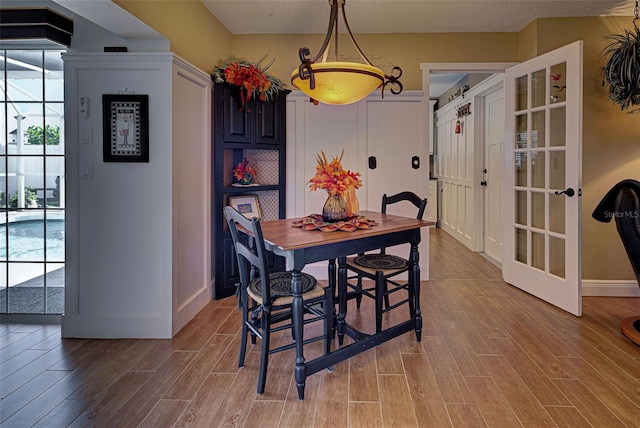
[212,83,289,299]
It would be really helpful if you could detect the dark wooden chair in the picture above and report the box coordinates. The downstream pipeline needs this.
[592,179,640,345]
[224,206,334,394]
[345,191,427,333]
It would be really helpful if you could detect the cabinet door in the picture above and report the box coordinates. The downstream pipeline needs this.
[222,86,252,144]
[254,97,283,146]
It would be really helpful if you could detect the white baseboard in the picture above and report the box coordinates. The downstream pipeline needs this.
[582,280,640,297]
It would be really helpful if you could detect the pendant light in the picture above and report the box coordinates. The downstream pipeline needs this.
[291,0,403,105]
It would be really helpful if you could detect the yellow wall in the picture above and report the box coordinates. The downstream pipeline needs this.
[518,20,538,61]
[530,17,640,280]
[231,33,518,91]
[118,2,639,281]
[114,0,232,73]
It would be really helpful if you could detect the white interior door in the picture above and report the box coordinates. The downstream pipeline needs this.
[503,41,583,316]
[366,99,428,278]
[483,86,504,263]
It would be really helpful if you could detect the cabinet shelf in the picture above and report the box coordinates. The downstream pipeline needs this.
[223,185,280,193]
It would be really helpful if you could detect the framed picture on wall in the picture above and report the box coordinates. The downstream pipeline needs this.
[228,195,262,219]
[102,94,149,162]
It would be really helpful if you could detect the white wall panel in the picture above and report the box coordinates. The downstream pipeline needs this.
[286,91,430,280]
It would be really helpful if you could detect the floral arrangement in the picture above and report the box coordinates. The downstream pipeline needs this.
[309,150,362,196]
[233,158,257,184]
[309,150,362,217]
[211,56,286,107]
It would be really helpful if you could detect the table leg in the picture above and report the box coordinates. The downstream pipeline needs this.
[410,243,422,342]
[291,269,306,400]
[337,255,347,346]
[328,259,337,339]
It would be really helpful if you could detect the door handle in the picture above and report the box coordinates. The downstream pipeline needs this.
[554,188,575,197]
[480,181,487,187]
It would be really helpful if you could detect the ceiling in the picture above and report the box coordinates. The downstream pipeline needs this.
[20,0,631,98]
[200,0,633,34]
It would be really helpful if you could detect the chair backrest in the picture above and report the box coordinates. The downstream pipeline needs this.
[381,191,428,220]
[224,205,273,303]
[592,179,640,284]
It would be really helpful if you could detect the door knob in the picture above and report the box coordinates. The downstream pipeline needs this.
[480,181,487,186]
[554,188,575,197]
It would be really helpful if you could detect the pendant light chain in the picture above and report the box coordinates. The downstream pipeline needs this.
[635,0,639,21]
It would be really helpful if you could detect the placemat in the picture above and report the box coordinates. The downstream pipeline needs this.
[291,214,377,233]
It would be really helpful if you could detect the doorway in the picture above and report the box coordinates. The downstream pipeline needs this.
[422,62,514,258]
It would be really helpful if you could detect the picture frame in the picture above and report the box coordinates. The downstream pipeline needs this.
[228,195,262,219]
[102,94,149,162]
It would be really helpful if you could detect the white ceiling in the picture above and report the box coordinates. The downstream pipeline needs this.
[200,0,633,34]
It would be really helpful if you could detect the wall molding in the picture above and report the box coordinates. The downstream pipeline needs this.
[582,280,640,297]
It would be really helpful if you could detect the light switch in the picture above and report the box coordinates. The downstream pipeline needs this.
[82,127,92,144]
[82,162,93,180]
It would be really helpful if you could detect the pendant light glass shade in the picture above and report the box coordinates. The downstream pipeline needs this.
[291,62,385,105]
[291,0,402,106]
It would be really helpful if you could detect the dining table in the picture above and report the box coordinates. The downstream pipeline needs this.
[256,210,433,400]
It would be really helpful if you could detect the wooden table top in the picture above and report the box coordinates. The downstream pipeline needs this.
[258,210,434,252]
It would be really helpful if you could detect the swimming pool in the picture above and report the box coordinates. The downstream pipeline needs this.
[0,219,65,261]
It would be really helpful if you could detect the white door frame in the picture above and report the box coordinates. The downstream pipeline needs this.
[420,63,516,250]
[475,77,505,261]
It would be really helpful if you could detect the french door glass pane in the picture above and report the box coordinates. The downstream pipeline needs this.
[550,236,566,278]
[531,69,547,108]
[549,106,566,147]
[0,262,5,313]
[532,231,545,270]
[515,190,527,225]
[516,75,528,111]
[531,111,546,147]
[550,62,567,104]
[44,51,64,102]
[531,151,545,189]
[515,152,527,187]
[549,194,565,234]
[45,157,63,208]
[0,160,6,204]
[549,151,566,191]
[8,262,44,313]
[515,228,527,263]
[531,192,545,229]
[45,262,64,314]
[45,103,64,154]
[0,105,6,155]
[6,51,44,102]
[515,114,528,148]
[7,103,45,155]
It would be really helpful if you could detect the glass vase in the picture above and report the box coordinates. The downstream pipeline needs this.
[239,172,253,185]
[322,193,348,222]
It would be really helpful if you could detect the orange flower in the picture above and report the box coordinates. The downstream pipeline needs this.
[233,158,257,181]
[308,150,362,196]
[223,62,272,108]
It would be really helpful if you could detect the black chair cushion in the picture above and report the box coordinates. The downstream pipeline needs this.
[353,254,408,270]
[249,271,317,298]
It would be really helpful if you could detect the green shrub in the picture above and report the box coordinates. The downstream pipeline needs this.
[26,124,61,145]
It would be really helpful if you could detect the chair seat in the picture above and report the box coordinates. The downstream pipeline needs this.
[248,271,325,305]
[347,254,408,276]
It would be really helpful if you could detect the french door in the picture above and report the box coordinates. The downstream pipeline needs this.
[503,41,583,316]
